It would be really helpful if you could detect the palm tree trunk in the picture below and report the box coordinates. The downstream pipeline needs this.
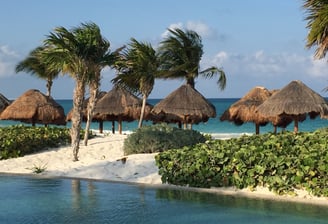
[83,79,99,146]
[186,76,195,88]
[71,80,86,161]
[138,94,147,128]
[46,78,53,97]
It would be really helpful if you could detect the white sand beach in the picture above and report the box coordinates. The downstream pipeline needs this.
[0,133,328,206]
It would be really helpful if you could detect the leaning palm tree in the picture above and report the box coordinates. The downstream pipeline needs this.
[303,0,328,59]
[158,28,226,90]
[43,23,101,161]
[112,38,158,128]
[16,46,59,97]
[76,23,122,146]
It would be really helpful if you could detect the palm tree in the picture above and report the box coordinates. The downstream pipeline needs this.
[158,28,226,90]
[112,38,158,128]
[78,23,122,146]
[303,0,328,59]
[43,22,103,161]
[15,46,59,97]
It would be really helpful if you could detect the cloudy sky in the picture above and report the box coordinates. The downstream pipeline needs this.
[1,0,327,99]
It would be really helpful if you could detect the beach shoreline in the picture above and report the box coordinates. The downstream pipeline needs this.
[0,133,327,207]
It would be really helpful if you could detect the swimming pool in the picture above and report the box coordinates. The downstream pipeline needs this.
[0,175,327,223]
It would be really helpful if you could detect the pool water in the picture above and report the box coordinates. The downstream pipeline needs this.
[0,175,327,224]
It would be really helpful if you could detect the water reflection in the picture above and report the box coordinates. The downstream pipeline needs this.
[155,187,328,220]
[71,179,81,209]
[71,179,97,210]
[1,175,328,224]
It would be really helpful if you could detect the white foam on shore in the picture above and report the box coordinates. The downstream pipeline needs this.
[210,132,252,140]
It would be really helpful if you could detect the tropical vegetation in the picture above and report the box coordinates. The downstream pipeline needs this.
[158,28,227,90]
[41,22,118,160]
[13,23,229,161]
[0,125,71,160]
[15,46,60,97]
[123,123,207,155]
[303,0,328,60]
[155,128,328,197]
[112,38,159,128]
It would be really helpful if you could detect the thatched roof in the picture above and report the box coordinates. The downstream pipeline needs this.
[0,89,66,125]
[256,80,328,118]
[66,91,107,122]
[219,86,296,134]
[220,86,271,126]
[93,86,152,121]
[151,84,216,124]
[256,80,328,133]
[0,93,11,114]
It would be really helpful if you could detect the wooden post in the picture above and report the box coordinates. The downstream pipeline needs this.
[99,121,103,134]
[118,119,122,134]
[111,121,115,134]
[294,118,299,134]
[255,123,260,134]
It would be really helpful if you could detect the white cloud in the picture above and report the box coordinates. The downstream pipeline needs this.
[306,57,328,78]
[197,49,328,97]
[161,21,217,39]
[212,51,228,65]
[0,45,18,57]
[185,21,213,38]
[0,45,20,78]
[208,50,314,78]
[161,23,184,38]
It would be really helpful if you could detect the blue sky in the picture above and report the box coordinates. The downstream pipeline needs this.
[1,0,327,99]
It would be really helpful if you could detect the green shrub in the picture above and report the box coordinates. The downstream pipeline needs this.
[155,129,328,197]
[0,125,73,160]
[123,123,207,155]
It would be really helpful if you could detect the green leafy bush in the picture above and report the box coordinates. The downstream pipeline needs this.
[123,123,206,155]
[0,125,72,160]
[155,129,328,197]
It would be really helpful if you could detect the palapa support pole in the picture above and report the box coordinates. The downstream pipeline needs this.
[294,118,299,134]
[178,122,182,129]
[183,115,187,130]
[118,119,122,134]
[255,123,260,135]
[111,121,115,134]
[99,121,103,134]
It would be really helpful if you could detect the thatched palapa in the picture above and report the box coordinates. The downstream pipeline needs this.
[256,80,328,133]
[93,86,153,134]
[220,86,272,134]
[151,84,216,129]
[220,86,296,134]
[0,89,66,126]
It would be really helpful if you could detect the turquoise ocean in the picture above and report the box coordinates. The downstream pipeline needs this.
[1,98,328,137]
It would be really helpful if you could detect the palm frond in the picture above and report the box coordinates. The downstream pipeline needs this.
[111,38,158,97]
[200,66,227,90]
[303,0,328,59]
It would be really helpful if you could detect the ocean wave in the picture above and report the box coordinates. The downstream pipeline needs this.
[208,132,253,140]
